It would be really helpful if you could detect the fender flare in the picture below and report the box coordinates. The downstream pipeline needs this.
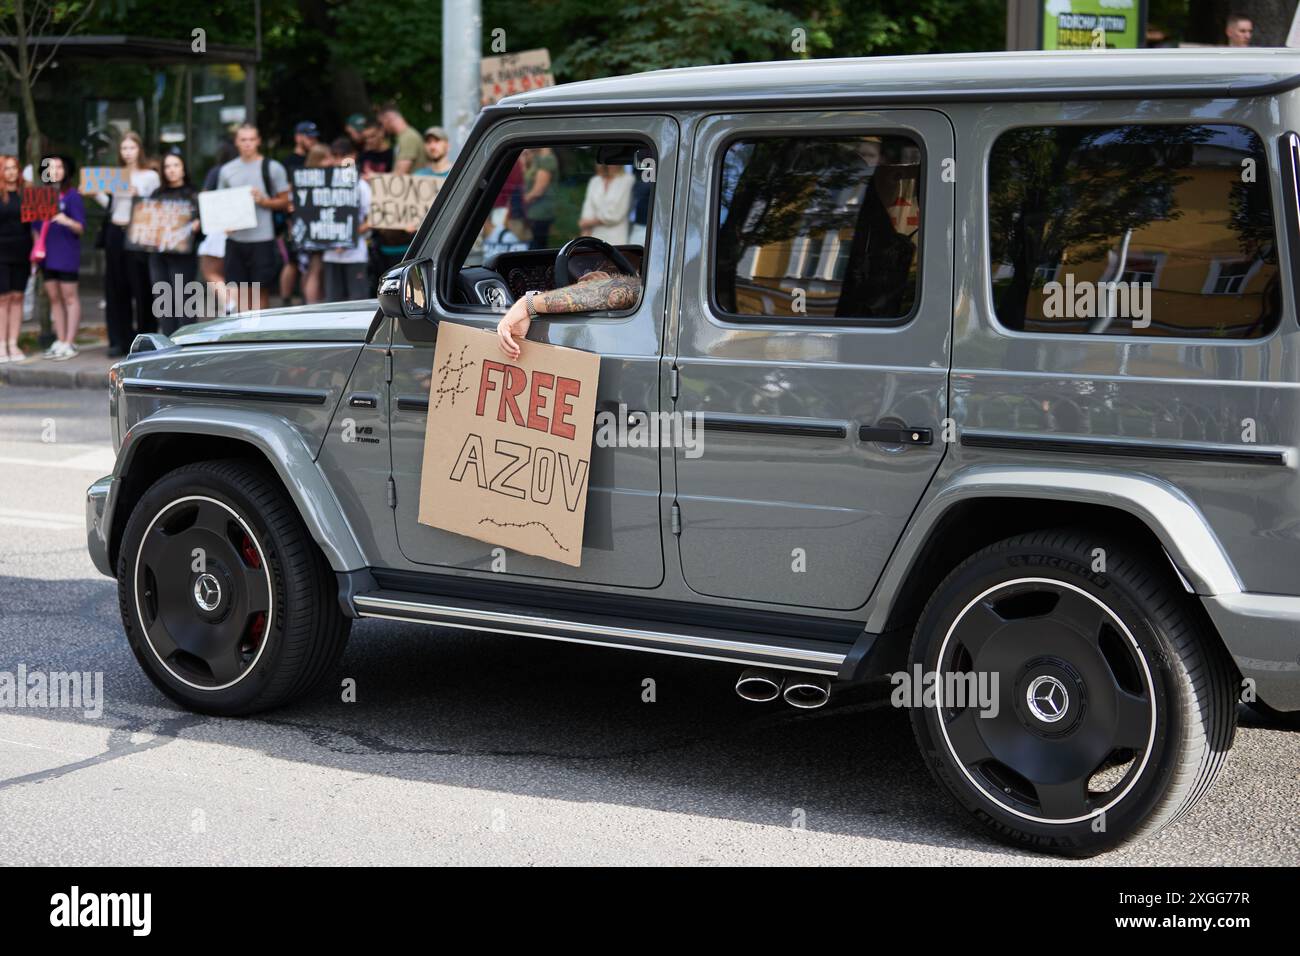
[112,407,367,572]
[863,464,1243,634]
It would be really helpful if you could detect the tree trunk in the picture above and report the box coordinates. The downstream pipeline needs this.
[12,0,52,344]
[296,0,370,118]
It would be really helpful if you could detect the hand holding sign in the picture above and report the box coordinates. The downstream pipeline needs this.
[198,186,257,235]
[125,198,196,254]
[21,186,59,223]
[417,322,600,567]
[290,167,359,250]
[79,167,132,194]
[369,174,439,232]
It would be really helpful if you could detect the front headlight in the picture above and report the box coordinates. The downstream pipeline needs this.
[108,363,124,452]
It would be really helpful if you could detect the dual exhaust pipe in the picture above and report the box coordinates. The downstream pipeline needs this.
[735,667,831,709]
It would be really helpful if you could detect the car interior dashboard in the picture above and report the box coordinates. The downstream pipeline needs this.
[454,246,645,308]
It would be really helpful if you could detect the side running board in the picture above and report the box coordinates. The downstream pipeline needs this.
[351,589,864,677]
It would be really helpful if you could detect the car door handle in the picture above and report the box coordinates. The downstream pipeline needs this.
[348,392,379,409]
[395,395,430,412]
[859,425,933,445]
[596,399,647,427]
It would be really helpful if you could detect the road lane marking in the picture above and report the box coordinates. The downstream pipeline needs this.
[0,507,83,530]
[0,444,115,473]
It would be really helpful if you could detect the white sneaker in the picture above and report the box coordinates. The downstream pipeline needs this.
[41,342,63,359]
[0,353,12,364]
[51,342,77,361]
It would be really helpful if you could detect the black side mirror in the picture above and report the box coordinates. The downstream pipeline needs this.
[377,258,433,321]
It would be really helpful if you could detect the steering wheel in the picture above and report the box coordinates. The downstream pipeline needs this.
[554,236,637,286]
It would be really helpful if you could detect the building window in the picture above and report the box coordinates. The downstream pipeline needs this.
[714,134,922,323]
[988,123,1280,339]
[1204,258,1258,295]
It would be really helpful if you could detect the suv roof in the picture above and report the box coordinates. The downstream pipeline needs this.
[497,48,1300,111]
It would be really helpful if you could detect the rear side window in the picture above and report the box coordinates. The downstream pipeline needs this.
[988,123,1280,339]
[714,134,922,323]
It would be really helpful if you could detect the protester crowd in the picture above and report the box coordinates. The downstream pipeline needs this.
[0,103,457,362]
[0,97,660,361]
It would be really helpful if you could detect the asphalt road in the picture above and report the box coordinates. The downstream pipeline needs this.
[0,384,1296,866]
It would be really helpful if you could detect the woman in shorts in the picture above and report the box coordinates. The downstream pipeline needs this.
[0,154,32,362]
[33,155,86,360]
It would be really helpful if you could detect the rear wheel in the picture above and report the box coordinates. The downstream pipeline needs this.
[117,459,349,716]
[909,529,1237,855]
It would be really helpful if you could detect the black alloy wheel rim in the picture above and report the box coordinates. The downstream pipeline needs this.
[935,577,1156,824]
[134,496,272,690]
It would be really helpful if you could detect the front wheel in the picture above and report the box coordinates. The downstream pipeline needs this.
[117,459,350,716]
[908,529,1237,855]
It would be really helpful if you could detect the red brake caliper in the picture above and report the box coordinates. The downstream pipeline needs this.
[240,533,261,569]
[241,533,266,654]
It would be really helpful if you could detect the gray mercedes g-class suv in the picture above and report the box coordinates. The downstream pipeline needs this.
[87,49,1300,855]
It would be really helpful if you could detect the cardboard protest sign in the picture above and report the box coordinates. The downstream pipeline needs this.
[369,174,440,232]
[78,166,132,194]
[21,185,59,223]
[198,186,257,235]
[480,49,554,107]
[124,198,196,253]
[290,166,360,251]
[417,322,600,567]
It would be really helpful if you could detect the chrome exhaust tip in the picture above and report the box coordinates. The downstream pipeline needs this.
[782,675,831,710]
[735,667,784,703]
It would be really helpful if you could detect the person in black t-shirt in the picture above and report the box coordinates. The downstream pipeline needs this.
[0,154,32,362]
[148,150,202,334]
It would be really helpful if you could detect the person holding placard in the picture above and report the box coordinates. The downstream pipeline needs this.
[280,122,321,306]
[147,150,201,334]
[218,123,290,312]
[92,131,159,356]
[297,143,333,305]
[32,155,85,361]
[322,138,372,302]
[0,155,31,363]
[197,140,238,316]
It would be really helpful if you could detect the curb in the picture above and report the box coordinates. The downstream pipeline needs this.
[0,360,110,390]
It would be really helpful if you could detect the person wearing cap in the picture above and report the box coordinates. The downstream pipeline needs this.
[284,121,321,176]
[280,121,320,305]
[414,126,452,182]
[377,102,423,175]
[344,114,367,148]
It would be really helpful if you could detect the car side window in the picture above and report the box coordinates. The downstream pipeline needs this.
[988,123,1280,339]
[713,134,923,324]
[454,141,654,294]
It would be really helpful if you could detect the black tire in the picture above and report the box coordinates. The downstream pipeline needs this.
[117,459,350,716]
[908,528,1237,856]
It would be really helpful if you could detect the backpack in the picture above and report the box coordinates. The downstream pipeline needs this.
[262,158,287,237]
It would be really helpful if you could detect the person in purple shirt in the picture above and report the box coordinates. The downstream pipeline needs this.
[34,154,86,360]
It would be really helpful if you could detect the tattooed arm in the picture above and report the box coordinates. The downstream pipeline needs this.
[496,270,641,358]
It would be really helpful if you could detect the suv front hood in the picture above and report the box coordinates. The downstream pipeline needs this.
[169,300,379,346]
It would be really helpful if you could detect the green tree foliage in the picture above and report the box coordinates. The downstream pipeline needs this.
[78,0,1004,145]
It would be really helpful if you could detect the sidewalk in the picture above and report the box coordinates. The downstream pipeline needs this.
[0,283,114,391]
[0,338,114,390]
